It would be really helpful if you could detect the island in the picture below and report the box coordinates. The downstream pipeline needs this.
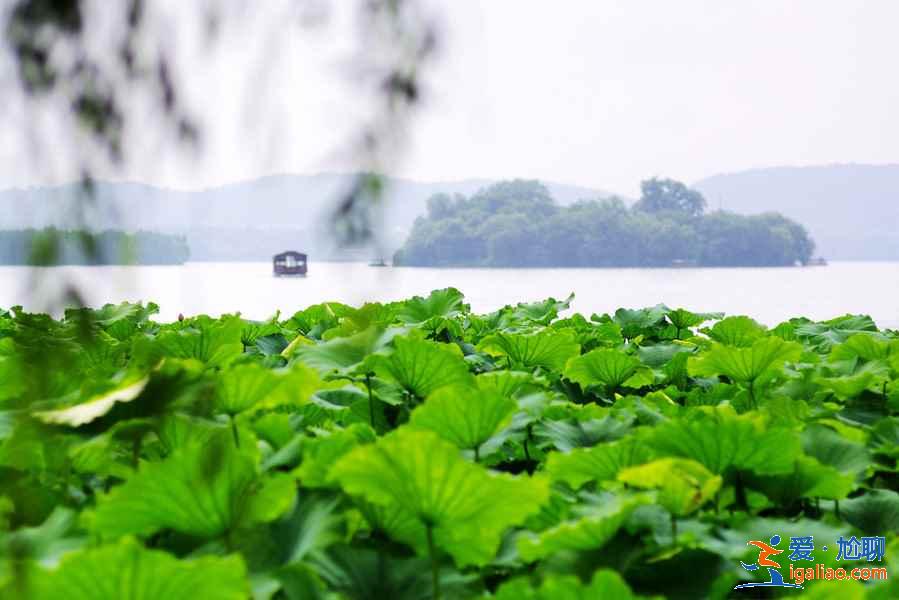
[392,178,815,268]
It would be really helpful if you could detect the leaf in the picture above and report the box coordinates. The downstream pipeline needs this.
[535,416,632,452]
[478,329,579,373]
[475,370,545,397]
[397,288,467,324]
[293,424,376,488]
[618,458,721,516]
[409,385,516,455]
[666,308,723,332]
[841,489,899,535]
[545,438,651,489]
[33,375,149,427]
[802,424,870,476]
[688,337,803,383]
[154,316,244,368]
[817,361,891,400]
[564,349,651,392]
[93,430,295,539]
[294,327,395,375]
[330,428,549,567]
[363,336,472,399]
[215,363,281,415]
[517,495,645,562]
[830,333,891,362]
[495,570,655,600]
[310,545,478,600]
[701,316,768,347]
[613,305,668,339]
[29,537,248,600]
[744,456,855,504]
[646,405,801,476]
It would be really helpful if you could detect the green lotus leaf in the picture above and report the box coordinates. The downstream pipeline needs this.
[743,456,855,504]
[491,293,575,329]
[320,302,401,340]
[701,315,768,347]
[311,544,478,600]
[478,329,579,373]
[612,305,668,339]
[33,374,149,427]
[65,301,159,342]
[154,315,244,368]
[294,327,398,375]
[494,569,654,600]
[545,437,651,489]
[841,489,899,534]
[646,405,801,476]
[830,333,891,362]
[535,415,632,452]
[687,337,803,383]
[618,458,721,516]
[397,288,467,324]
[802,424,870,476]
[363,336,472,399]
[27,537,248,600]
[93,430,296,539]
[817,360,891,400]
[871,417,899,457]
[475,370,545,397]
[517,495,645,562]
[258,363,325,409]
[409,385,516,457]
[636,343,695,368]
[564,348,651,392]
[284,302,355,338]
[293,424,376,488]
[215,363,281,416]
[666,308,723,333]
[0,507,84,577]
[330,428,549,567]
[794,314,880,350]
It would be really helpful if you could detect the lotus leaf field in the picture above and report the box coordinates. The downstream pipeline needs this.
[1,289,898,599]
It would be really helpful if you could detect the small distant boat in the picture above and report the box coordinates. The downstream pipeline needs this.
[805,257,828,266]
[273,251,308,277]
[368,257,389,267]
[670,259,698,268]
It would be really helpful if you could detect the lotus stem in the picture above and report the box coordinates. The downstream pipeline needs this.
[474,444,480,463]
[365,373,375,428]
[670,514,677,542]
[231,416,240,448]
[426,523,440,600]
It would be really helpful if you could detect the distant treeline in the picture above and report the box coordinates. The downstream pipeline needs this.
[393,179,816,268]
[0,229,189,265]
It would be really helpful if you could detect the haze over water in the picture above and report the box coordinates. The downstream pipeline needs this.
[2,261,897,329]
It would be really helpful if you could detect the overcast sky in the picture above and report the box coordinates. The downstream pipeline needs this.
[2,0,898,196]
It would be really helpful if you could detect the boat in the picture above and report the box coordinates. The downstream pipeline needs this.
[368,257,389,267]
[805,257,828,266]
[273,251,308,276]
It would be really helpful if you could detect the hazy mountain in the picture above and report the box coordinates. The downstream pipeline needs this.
[694,164,899,260]
[0,174,609,260]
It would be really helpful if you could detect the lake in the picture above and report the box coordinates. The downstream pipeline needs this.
[2,261,898,328]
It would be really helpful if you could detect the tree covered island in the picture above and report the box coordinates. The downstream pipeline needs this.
[393,179,815,268]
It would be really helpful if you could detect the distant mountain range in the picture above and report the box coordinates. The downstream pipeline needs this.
[694,164,899,260]
[1,164,897,261]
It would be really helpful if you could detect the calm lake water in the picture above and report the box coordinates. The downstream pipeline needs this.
[2,261,898,329]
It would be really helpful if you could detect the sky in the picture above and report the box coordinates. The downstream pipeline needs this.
[1,0,898,197]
